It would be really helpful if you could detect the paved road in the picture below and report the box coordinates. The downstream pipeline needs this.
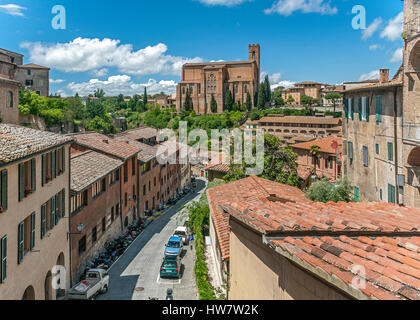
[97,178,207,300]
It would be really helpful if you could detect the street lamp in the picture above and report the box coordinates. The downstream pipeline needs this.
[67,224,84,239]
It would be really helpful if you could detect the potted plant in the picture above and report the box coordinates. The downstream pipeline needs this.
[0,206,3,214]
[25,186,32,197]
[46,174,52,182]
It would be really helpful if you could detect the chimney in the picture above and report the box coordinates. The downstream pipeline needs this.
[379,69,389,83]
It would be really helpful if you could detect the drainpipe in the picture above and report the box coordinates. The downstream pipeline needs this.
[120,166,123,231]
[68,145,73,288]
[393,87,400,205]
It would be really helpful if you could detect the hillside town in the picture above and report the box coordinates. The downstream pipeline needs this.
[0,0,419,302]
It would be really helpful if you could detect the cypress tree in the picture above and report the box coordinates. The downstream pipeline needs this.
[257,85,265,110]
[210,93,217,113]
[143,87,148,106]
[225,89,233,111]
[264,75,271,105]
[183,88,191,111]
[246,92,252,111]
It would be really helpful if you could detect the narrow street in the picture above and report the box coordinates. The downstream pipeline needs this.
[97,178,207,300]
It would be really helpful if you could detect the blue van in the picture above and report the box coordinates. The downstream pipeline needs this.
[164,236,182,257]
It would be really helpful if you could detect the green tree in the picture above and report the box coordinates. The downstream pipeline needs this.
[325,92,343,113]
[183,88,192,111]
[263,75,271,105]
[245,92,252,111]
[287,95,295,104]
[210,93,217,113]
[306,178,354,203]
[86,100,106,119]
[224,89,233,111]
[143,87,148,106]
[273,88,285,107]
[94,88,105,98]
[256,85,266,110]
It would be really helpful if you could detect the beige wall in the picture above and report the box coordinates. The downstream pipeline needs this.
[0,144,71,300]
[229,218,351,300]
[0,79,19,125]
[15,67,49,97]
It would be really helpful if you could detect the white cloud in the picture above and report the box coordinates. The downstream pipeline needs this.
[362,18,382,40]
[271,80,295,90]
[380,12,403,41]
[390,47,403,63]
[91,68,109,77]
[20,37,203,76]
[66,75,178,97]
[268,72,282,84]
[261,72,294,90]
[50,78,65,84]
[264,0,337,16]
[0,4,26,16]
[358,70,379,81]
[196,0,249,6]
[369,44,380,51]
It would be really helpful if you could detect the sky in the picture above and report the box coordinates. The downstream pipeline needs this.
[0,0,405,96]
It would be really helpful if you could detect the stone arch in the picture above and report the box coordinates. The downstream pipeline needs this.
[55,253,65,298]
[300,130,307,134]
[22,285,35,300]
[44,271,53,300]
[408,38,420,72]
[408,147,420,166]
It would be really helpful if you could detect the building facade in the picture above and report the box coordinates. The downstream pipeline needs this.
[176,44,260,114]
[15,64,50,97]
[0,124,73,300]
[69,150,123,283]
[402,0,420,207]
[0,49,20,125]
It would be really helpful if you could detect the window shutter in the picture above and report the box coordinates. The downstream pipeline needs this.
[350,98,354,120]
[42,154,46,186]
[348,142,353,160]
[31,158,36,192]
[30,212,35,250]
[61,189,65,218]
[358,97,362,120]
[1,236,6,282]
[344,98,348,119]
[55,194,59,225]
[52,150,57,179]
[388,184,396,204]
[363,146,368,167]
[41,204,46,239]
[388,142,394,161]
[49,152,53,179]
[55,149,59,177]
[18,163,24,202]
[1,170,7,211]
[61,147,65,173]
[17,222,24,264]
[366,97,370,121]
[50,197,55,230]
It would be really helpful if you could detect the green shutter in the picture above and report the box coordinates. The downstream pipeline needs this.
[42,154,46,186]
[366,96,370,121]
[354,187,360,202]
[31,158,36,192]
[17,222,24,264]
[1,236,6,282]
[30,212,35,250]
[388,142,394,161]
[358,97,362,120]
[52,150,56,179]
[55,194,59,225]
[376,96,382,122]
[49,152,53,179]
[41,204,46,239]
[61,189,65,218]
[61,147,65,173]
[18,163,24,202]
[388,184,396,204]
[344,98,349,119]
[50,197,55,230]
[1,170,7,211]
[350,98,354,120]
[376,143,379,155]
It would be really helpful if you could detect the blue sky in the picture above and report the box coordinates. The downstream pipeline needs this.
[0,0,404,96]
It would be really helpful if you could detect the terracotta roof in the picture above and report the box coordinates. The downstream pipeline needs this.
[71,151,123,193]
[114,136,157,163]
[184,60,252,67]
[0,124,73,165]
[206,176,307,260]
[69,132,140,160]
[344,80,402,92]
[292,137,342,154]
[206,163,230,173]
[117,127,158,141]
[19,63,50,70]
[218,178,420,300]
[259,116,341,125]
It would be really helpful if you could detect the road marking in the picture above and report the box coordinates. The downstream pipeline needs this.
[156,273,181,285]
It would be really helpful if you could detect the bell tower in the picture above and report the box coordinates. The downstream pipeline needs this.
[404,0,419,38]
[249,43,260,83]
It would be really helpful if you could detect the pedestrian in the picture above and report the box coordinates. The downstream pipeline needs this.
[189,234,194,250]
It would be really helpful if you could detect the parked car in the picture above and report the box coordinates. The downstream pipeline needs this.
[68,269,109,300]
[164,236,183,257]
[174,226,189,245]
[160,256,182,279]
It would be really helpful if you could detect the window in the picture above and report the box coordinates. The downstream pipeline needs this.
[102,217,106,232]
[42,148,64,186]
[109,169,119,185]
[18,159,36,201]
[143,185,146,196]
[348,98,353,119]
[124,163,128,183]
[116,203,120,216]
[388,184,396,204]
[388,142,394,161]
[27,69,31,76]
[25,79,33,86]
[17,213,34,264]
[125,193,128,207]
[363,146,369,167]
[376,96,382,123]
[6,91,13,108]
[0,170,7,213]
[78,236,86,256]
[92,226,97,243]
[348,141,354,163]
[380,189,383,201]
[70,190,88,215]
[360,96,369,121]
[376,143,380,155]
[132,157,136,176]
[0,236,6,283]
[92,178,106,199]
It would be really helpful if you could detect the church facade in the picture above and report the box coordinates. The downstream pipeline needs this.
[176,44,260,114]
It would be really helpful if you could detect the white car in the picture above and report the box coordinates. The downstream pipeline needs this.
[174,226,189,245]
